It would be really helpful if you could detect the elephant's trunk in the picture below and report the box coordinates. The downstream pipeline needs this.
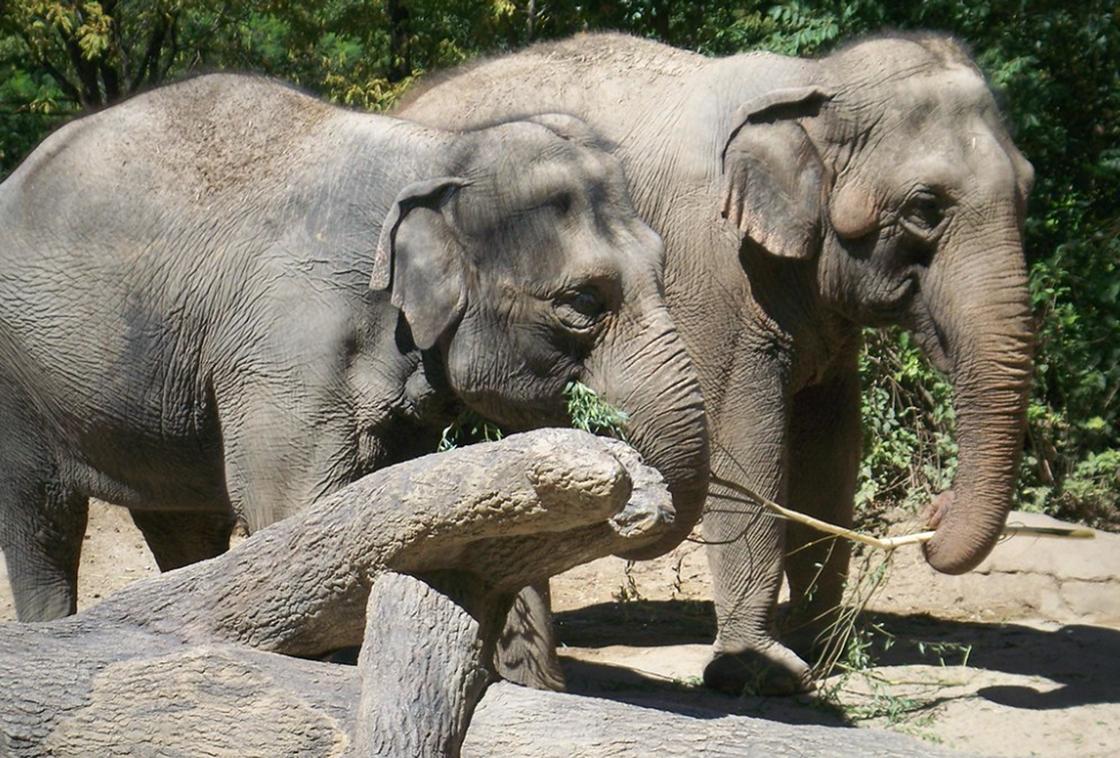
[920,234,1035,574]
[591,306,710,560]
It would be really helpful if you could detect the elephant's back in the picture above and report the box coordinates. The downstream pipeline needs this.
[510,32,704,77]
[0,74,391,306]
[4,75,343,219]
[399,32,707,137]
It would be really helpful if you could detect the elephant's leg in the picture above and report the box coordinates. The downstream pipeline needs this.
[1,476,89,622]
[702,452,812,695]
[129,509,236,572]
[495,582,565,691]
[215,380,355,532]
[700,367,812,695]
[0,387,89,621]
[782,368,861,666]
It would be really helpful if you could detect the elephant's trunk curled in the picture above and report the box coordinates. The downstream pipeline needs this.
[921,238,1035,574]
[591,307,710,561]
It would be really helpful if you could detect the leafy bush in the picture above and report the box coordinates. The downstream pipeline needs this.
[856,330,957,516]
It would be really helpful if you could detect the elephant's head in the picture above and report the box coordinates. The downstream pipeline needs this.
[721,34,1034,574]
[372,114,709,558]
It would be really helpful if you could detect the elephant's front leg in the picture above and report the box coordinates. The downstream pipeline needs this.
[781,366,861,667]
[700,368,812,695]
[215,377,366,532]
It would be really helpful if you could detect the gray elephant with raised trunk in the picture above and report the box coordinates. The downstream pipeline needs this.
[400,32,1035,694]
[0,73,709,648]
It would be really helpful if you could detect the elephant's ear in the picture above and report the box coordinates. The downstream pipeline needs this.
[371,177,471,350]
[720,86,832,260]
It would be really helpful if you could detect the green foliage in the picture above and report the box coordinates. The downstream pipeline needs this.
[563,380,629,440]
[437,381,627,451]
[1035,448,1120,529]
[814,550,971,731]
[1,1,1115,524]
[437,409,504,452]
[856,329,957,516]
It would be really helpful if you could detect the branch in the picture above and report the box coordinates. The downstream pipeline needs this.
[61,30,101,107]
[708,474,1095,551]
[82,430,671,656]
[154,11,179,85]
[130,13,168,93]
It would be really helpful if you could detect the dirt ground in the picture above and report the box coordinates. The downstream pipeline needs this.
[2,502,1118,757]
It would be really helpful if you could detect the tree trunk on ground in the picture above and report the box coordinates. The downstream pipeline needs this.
[0,430,952,757]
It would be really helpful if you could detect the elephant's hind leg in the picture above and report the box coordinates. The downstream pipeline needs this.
[130,509,236,572]
[495,582,566,691]
[782,370,861,665]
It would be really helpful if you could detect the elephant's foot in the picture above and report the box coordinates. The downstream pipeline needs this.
[703,642,813,696]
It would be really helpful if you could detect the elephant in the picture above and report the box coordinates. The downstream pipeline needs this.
[399,31,1036,694]
[0,71,709,655]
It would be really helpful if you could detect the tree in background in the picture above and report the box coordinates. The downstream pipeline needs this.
[1,0,1115,526]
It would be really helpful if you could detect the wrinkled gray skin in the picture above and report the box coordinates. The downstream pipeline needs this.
[401,32,1035,694]
[0,74,708,638]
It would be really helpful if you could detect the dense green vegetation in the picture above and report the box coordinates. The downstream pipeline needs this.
[2,1,1116,526]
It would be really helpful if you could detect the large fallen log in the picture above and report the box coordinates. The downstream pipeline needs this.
[0,430,955,757]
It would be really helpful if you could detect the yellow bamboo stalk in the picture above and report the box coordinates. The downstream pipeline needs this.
[722,480,1095,550]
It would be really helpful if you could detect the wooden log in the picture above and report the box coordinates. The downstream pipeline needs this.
[352,572,496,757]
[466,682,966,757]
[0,430,955,756]
[75,429,669,657]
[1,430,669,756]
[0,635,958,758]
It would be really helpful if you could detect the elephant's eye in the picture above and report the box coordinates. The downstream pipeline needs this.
[901,192,945,237]
[555,287,608,332]
[551,192,574,215]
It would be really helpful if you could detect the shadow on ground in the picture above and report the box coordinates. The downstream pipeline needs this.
[560,656,855,726]
[864,611,1120,712]
[556,599,852,727]
[556,598,715,647]
[555,599,1120,720]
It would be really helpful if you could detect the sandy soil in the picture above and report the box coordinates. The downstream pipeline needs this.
[2,502,1118,757]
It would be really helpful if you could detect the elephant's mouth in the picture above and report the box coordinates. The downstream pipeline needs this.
[903,296,954,375]
[864,273,919,324]
[458,390,569,433]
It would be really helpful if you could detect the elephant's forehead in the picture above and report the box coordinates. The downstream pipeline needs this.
[457,148,623,231]
[492,144,613,201]
[884,66,995,125]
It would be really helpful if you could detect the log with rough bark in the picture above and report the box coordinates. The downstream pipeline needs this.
[0,429,954,757]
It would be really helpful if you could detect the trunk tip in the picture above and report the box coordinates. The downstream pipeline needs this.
[920,490,1005,575]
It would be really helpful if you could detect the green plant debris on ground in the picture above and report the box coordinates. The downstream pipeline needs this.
[811,547,975,734]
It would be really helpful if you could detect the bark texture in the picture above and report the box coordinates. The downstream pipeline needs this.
[0,429,949,756]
